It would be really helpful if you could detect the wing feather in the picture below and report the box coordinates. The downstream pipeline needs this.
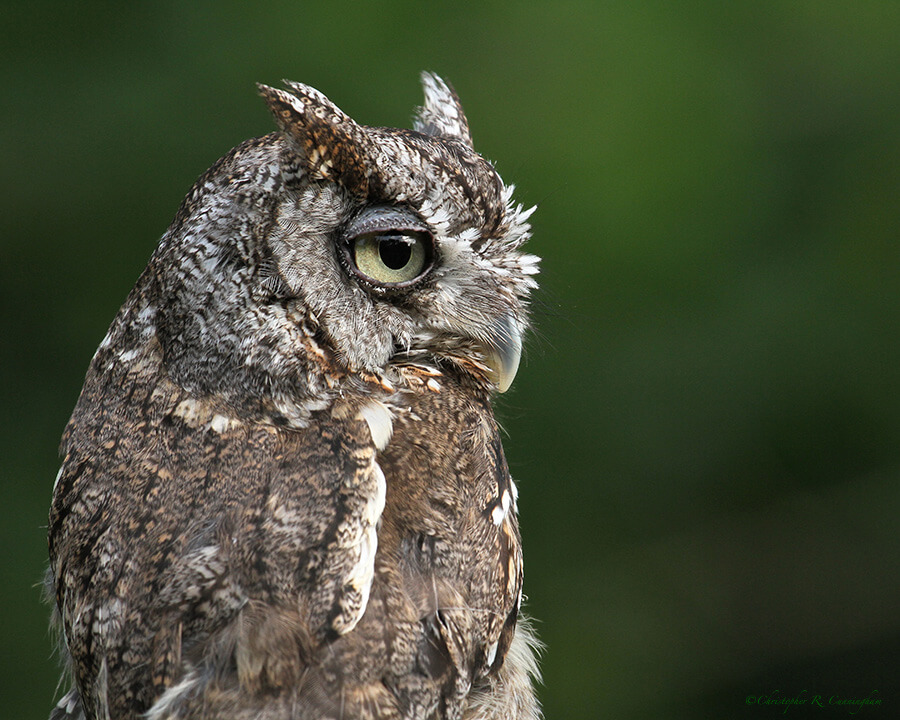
[49,346,382,717]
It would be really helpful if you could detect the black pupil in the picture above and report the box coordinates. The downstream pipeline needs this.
[379,235,413,270]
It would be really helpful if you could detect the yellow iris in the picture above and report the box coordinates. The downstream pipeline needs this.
[353,232,429,285]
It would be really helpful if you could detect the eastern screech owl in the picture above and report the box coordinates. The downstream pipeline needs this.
[48,74,541,720]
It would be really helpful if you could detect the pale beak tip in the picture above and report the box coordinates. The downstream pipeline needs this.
[482,314,523,393]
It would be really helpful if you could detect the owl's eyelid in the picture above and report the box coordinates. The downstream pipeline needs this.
[342,204,431,240]
[355,229,429,246]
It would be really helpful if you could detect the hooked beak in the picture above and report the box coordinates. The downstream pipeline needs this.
[479,313,523,393]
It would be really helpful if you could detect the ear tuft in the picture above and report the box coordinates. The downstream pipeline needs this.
[257,81,372,197]
[413,72,474,149]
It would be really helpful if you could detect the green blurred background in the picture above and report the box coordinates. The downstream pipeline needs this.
[3,1,899,717]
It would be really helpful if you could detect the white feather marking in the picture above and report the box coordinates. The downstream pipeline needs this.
[53,689,80,717]
[369,459,387,523]
[518,254,541,274]
[172,398,203,424]
[208,413,236,434]
[486,639,499,667]
[337,459,386,635]
[518,204,538,222]
[358,400,393,451]
[491,489,512,526]
[145,670,201,720]
[91,598,124,641]
[459,228,481,246]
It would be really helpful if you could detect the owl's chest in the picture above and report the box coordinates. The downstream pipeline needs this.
[377,381,517,552]
[326,382,523,714]
[367,379,523,654]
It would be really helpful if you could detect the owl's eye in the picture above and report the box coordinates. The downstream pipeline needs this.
[342,206,435,290]
[353,231,431,286]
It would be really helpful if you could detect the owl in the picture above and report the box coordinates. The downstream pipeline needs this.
[48,73,541,720]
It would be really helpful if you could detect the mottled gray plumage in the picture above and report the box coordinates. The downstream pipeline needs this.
[48,74,541,720]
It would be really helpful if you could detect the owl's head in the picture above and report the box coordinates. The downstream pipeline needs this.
[147,74,538,422]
